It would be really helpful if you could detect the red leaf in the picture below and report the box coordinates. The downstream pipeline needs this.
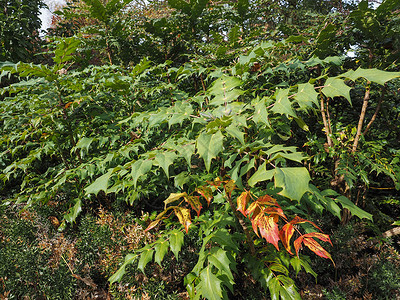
[256,195,278,206]
[294,235,304,256]
[279,223,294,255]
[245,202,259,216]
[184,195,203,217]
[257,215,280,250]
[237,191,250,217]
[302,232,333,246]
[290,216,322,231]
[196,186,213,206]
[302,237,335,266]
[263,206,286,220]
[250,208,262,236]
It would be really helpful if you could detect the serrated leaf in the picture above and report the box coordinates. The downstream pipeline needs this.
[237,191,250,216]
[322,78,352,104]
[108,253,137,283]
[138,248,154,273]
[164,192,187,209]
[225,124,245,145]
[271,88,297,118]
[184,195,203,217]
[170,230,184,259]
[211,229,238,250]
[64,199,82,224]
[248,162,275,187]
[196,186,213,206]
[295,83,319,110]
[85,168,114,195]
[196,131,224,172]
[208,248,235,283]
[253,100,270,127]
[131,159,153,188]
[155,151,177,178]
[335,196,373,220]
[197,266,223,300]
[176,143,195,166]
[274,167,311,201]
[174,207,192,233]
[340,68,400,85]
[154,240,169,266]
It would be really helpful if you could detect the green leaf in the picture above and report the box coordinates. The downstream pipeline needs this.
[197,266,223,300]
[295,83,319,110]
[154,240,169,266]
[248,162,275,187]
[253,100,270,127]
[176,142,195,166]
[336,196,373,220]
[225,124,245,145]
[196,131,224,172]
[85,168,114,195]
[155,152,177,178]
[274,167,311,201]
[340,68,400,85]
[271,88,297,117]
[108,253,137,283]
[169,230,184,259]
[138,248,154,273]
[130,159,153,188]
[208,248,235,283]
[64,198,82,224]
[322,78,352,105]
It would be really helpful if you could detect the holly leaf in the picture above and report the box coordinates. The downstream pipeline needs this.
[271,88,297,118]
[197,266,223,300]
[169,230,184,259]
[248,162,275,187]
[274,167,311,201]
[196,186,213,206]
[237,191,250,216]
[85,168,114,195]
[322,77,352,105]
[131,159,153,188]
[253,100,270,127]
[164,192,187,209]
[138,247,154,273]
[173,207,192,233]
[155,152,177,178]
[154,240,169,266]
[340,68,400,85]
[184,195,202,217]
[335,195,373,220]
[295,83,319,110]
[196,131,224,172]
[64,199,82,224]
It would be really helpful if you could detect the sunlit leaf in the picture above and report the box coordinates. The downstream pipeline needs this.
[196,131,224,172]
[184,195,203,217]
[257,215,280,250]
[173,207,192,233]
[237,191,250,216]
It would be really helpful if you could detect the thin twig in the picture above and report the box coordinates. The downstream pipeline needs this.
[352,83,370,153]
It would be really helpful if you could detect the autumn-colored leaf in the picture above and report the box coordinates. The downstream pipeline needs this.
[224,179,236,196]
[302,237,334,266]
[289,216,322,232]
[164,192,187,209]
[279,223,294,255]
[207,177,225,188]
[245,202,259,216]
[237,191,250,216]
[294,235,304,256]
[173,207,192,233]
[196,186,213,205]
[144,209,170,232]
[257,215,280,250]
[263,206,286,220]
[184,195,202,217]
[302,232,332,246]
[250,208,262,236]
[256,194,278,206]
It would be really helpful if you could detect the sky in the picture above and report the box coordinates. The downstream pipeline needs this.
[39,0,66,31]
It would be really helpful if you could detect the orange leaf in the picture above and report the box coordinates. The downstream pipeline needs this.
[173,207,192,233]
[207,177,225,188]
[263,206,286,220]
[294,235,304,256]
[245,202,259,216]
[257,215,280,250]
[250,208,262,236]
[256,194,278,206]
[302,232,332,246]
[144,218,164,232]
[184,195,203,217]
[279,223,294,255]
[289,216,322,231]
[196,186,213,205]
[302,237,335,266]
[237,191,250,216]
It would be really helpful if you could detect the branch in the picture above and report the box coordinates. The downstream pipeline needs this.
[352,83,370,153]
[363,86,386,136]
[320,96,332,147]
